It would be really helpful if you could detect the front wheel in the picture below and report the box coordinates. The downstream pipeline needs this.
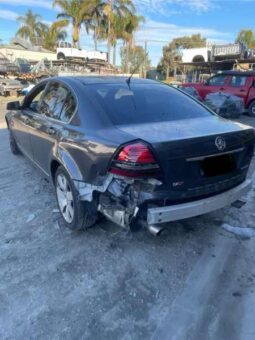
[248,101,255,117]
[55,166,98,230]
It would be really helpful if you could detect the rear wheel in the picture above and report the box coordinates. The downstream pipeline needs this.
[248,101,255,117]
[9,130,21,155]
[55,166,98,230]
[57,52,65,60]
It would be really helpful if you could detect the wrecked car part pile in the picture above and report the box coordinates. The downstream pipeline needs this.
[204,92,244,118]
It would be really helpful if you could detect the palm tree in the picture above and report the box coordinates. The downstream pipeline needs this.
[117,13,144,68]
[16,9,47,45]
[43,20,69,51]
[85,0,107,51]
[103,0,135,63]
[53,0,95,48]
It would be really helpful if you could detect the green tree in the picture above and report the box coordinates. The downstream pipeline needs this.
[112,12,144,66]
[121,45,150,76]
[103,0,135,64]
[16,9,47,45]
[53,0,95,48]
[84,0,107,51]
[42,20,69,51]
[158,34,206,77]
[236,29,255,48]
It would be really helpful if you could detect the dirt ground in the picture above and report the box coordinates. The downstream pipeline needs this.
[1,96,255,340]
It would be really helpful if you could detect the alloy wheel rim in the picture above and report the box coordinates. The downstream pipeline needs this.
[56,174,74,223]
[252,106,255,115]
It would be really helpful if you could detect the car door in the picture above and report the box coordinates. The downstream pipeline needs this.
[30,81,75,174]
[227,75,250,102]
[11,82,47,160]
[201,74,228,99]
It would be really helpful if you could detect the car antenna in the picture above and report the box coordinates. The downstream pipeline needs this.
[126,67,137,88]
[126,52,149,88]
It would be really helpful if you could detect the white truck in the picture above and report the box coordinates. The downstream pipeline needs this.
[56,42,108,62]
[181,47,210,63]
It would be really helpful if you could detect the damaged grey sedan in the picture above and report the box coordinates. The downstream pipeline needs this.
[5,77,255,235]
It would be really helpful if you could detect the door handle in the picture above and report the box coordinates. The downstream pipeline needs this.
[219,88,225,91]
[47,127,56,135]
[240,89,245,92]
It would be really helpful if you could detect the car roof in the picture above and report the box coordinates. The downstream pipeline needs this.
[53,76,159,86]
[220,71,255,76]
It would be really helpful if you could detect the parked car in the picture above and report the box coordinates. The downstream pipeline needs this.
[183,71,255,116]
[56,41,108,62]
[5,77,255,235]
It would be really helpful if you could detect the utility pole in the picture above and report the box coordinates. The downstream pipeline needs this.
[143,40,148,78]
[107,0,112,64]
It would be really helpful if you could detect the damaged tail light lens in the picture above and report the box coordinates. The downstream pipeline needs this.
[109,142,161,177]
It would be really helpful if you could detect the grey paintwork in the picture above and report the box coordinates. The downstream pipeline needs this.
[5,76,255,195]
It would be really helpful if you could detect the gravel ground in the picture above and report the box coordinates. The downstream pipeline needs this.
[1,96,255,340]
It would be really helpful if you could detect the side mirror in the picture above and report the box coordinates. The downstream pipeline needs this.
[6,101,21,110]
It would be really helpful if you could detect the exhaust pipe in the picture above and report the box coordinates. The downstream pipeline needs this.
[147,224,165,236]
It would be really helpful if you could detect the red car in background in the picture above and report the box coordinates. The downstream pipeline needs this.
[183,71,255,116]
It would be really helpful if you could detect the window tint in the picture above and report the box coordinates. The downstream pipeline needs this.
[59,93,76,122]
[87,83,212,126]
[208,75,227,86]
[39,82,68,119]
[230,76,247,87]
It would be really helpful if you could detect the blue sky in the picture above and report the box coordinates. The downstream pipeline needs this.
[0,0,254,66]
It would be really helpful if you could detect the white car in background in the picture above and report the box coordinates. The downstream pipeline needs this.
[56,42,108,62]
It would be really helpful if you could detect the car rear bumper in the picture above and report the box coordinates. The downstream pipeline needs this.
[147,179,252,225]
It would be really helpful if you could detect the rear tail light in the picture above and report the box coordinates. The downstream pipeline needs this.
[109,141,161,177]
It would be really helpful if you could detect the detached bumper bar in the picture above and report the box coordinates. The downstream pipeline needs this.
[147,179,252,225]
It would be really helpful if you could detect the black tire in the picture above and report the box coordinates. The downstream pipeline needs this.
[9,130,21,155]
[248,101,255,117]
[57,53,65,60]
[55,166,98,231]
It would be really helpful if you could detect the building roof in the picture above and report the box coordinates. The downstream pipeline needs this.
[0,38,54,54]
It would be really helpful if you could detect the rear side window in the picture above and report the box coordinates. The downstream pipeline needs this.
[230,76,247,87]
[59,93,76,122]
[39,82,76,122]
[87,83,212,125]
[208,75,227,86]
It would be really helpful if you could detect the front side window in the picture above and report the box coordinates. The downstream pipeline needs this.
[25,85,46,113]
[208,75,227,86]
[230,76,247,87]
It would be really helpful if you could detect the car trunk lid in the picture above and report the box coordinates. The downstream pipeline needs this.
[117,116,255,199]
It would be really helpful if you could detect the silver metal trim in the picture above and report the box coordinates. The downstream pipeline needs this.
[186,147,245,162]
[147,179,251,225]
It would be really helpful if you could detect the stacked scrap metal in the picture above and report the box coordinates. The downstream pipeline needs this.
[204,92,244,118]
[0,53,19,74]
[0,78,25,96]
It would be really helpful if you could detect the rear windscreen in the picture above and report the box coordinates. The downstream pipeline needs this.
[87,83,212,125]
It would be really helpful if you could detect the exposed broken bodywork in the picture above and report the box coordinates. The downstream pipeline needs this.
[74,174,162,230]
